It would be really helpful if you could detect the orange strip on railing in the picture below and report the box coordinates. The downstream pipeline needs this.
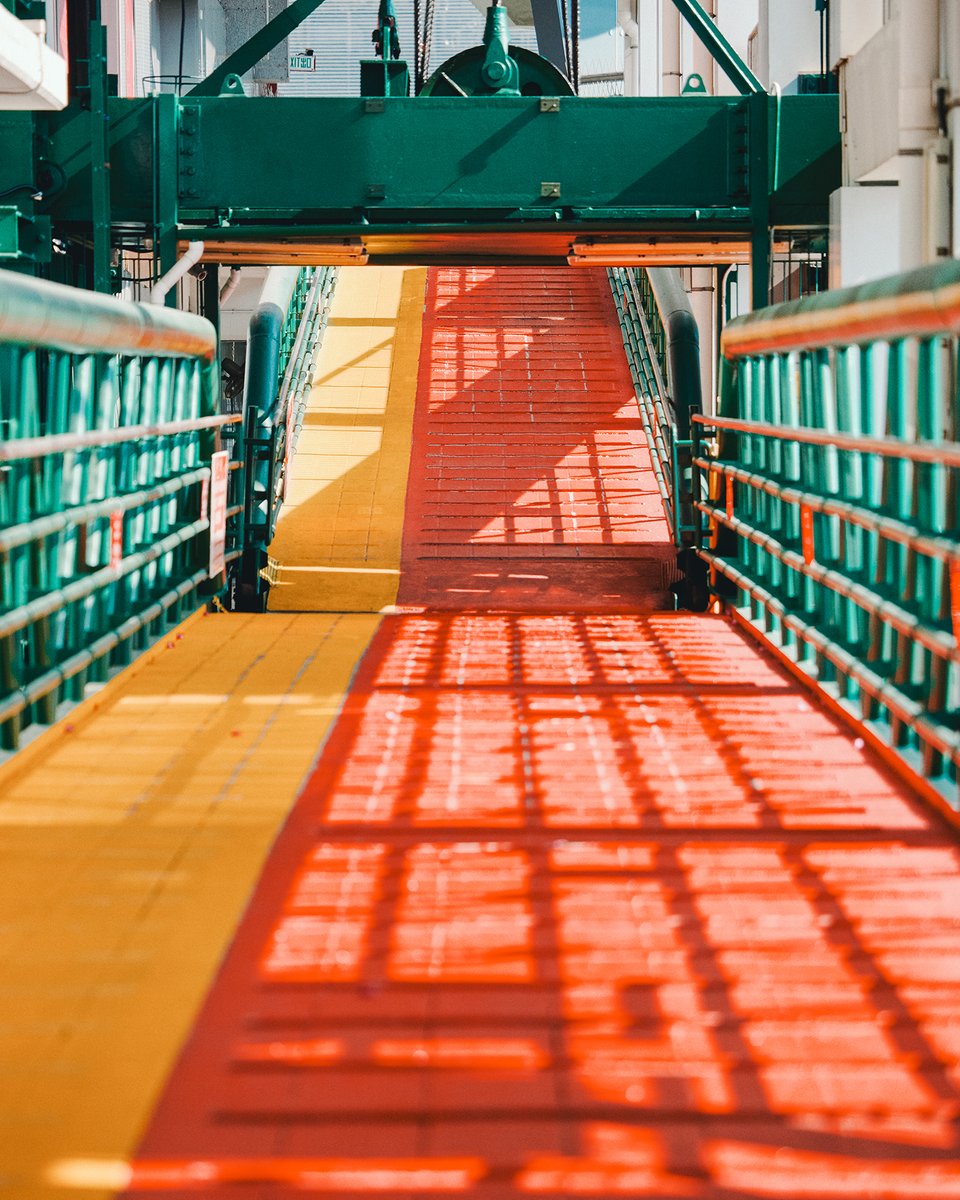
[721,273,960,359]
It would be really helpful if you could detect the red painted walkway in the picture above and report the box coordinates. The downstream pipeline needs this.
[399,269,675,610]
[123,270,960,1199]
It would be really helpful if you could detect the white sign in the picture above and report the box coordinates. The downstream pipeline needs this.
[290,54,316,71]
[208,450,229,578]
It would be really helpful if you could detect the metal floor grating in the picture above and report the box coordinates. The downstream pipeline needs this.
[398,268,676,610]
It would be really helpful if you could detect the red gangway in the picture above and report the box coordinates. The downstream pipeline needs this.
[123,269,960,1199]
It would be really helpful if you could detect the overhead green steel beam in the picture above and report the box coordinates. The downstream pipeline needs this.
[669,0,763,96]
[186,0,331,97]
[42,94,836,223]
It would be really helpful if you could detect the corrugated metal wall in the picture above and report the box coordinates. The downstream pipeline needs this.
[134,0,157,94]
[278,0,538,96]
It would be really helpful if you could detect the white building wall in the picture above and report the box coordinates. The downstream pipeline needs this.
[829,185,900,287]
[830,0,950,282]
[713,0,756,96]
[829,0,884,64]
[755,0,821,89]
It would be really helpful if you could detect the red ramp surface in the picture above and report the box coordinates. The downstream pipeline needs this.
[398,269,675,610]
[122,270,960,1199]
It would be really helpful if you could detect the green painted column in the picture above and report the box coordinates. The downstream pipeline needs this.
[749,91,771,312]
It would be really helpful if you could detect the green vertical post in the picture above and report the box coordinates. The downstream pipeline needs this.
[88,21,111,293]
[749,91,771,311]
[154,94,180,308]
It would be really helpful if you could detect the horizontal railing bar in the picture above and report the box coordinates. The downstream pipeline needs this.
[0,268,218,360]
[701,549,960,762]
[0,519,208,638]
[698,500,957,661]
[0,414,241,463]
[693,412,960,467]
[720,262,960,358]
[0,570,207,727]
[0,468,211,554]
[695,457,960,566]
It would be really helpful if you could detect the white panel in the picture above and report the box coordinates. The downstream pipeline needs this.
[760,0,822,88]
[829,0,883,67]
[0,10,67,109]
[842,22,899,182]
[829,185,900,288]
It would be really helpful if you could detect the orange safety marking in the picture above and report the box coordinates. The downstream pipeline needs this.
[800,502,815,564]
[951,560,960,644]
[725,475,734,521]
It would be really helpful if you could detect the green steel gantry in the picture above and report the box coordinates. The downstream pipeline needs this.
[0,0,840,309]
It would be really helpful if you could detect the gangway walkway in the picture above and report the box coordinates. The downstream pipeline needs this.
[1,269,959,1199]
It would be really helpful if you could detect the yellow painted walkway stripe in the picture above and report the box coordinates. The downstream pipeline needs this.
[267,266,427,612]
[0,611,380,1199]
[0,264,429,1198]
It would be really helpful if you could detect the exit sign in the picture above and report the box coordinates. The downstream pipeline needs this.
[290,53,315,70]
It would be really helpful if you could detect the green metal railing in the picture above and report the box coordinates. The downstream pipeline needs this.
[696,261,960,809]
[610,266,706,607]
[235,265,337,608]
[0,269,240,753]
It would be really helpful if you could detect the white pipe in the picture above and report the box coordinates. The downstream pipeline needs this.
[691,0,715,93]
[149,241,205,306]
[618,0,640,97]
[661,0,681,96]
[688,266,716,411]
[219,267,242,304]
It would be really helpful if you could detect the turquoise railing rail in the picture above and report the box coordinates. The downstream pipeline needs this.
[236,265,337,608]
[0,269,240,753]
[610,266,706,607]
[695,261,960,811]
